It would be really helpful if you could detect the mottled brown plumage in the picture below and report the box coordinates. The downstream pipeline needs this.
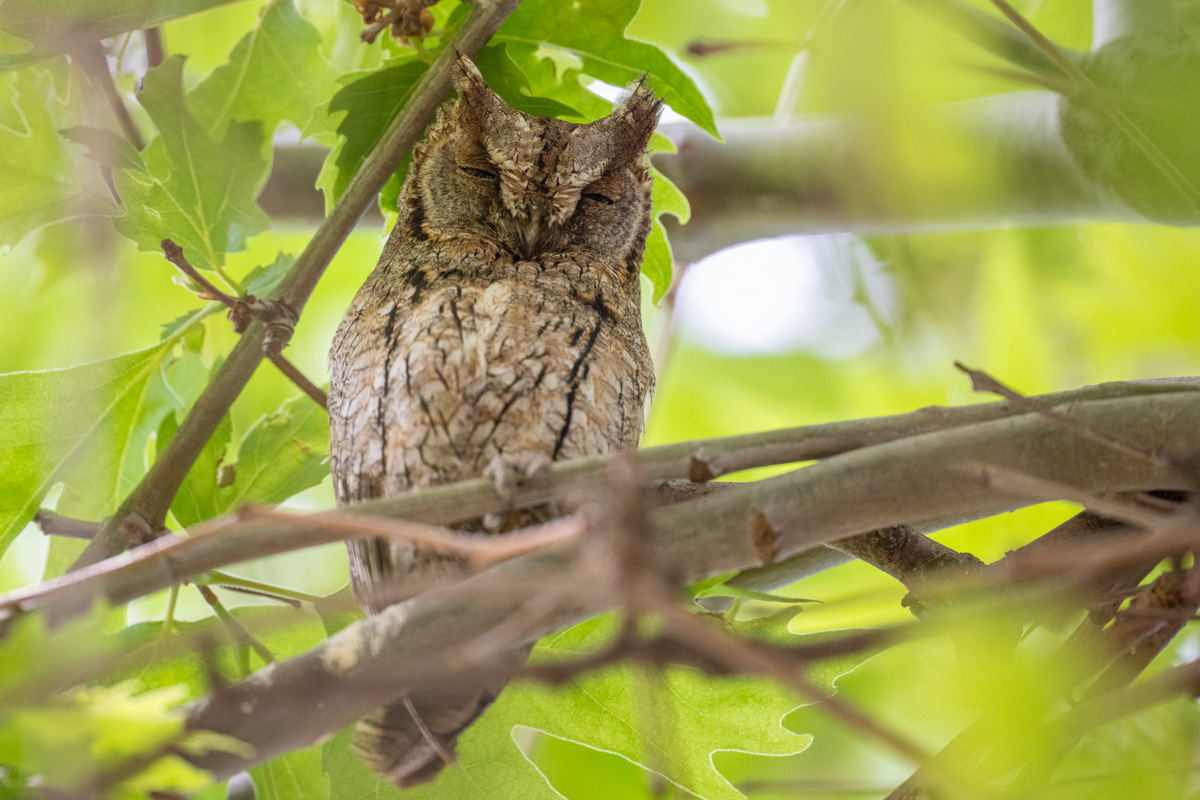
[326,54,661,786]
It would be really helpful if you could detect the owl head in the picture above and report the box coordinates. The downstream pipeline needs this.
[402,53,663,270]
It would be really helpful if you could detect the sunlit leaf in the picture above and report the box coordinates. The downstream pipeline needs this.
[307,57,428,210]
[0,0,241,71]
[113,56,271,271]
[495,0,718,138]
[0,343,171,556]
[0,62,113,247]
[188,0,335,140]
[217,394,330,513]
[251,745,330,800]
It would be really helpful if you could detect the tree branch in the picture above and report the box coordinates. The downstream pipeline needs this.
[160,238,328,408]
[171,389,1200,776]
[14,381,1195,625]
[69,0,523,571]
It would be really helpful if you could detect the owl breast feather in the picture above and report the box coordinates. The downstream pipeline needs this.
[328,252,652,505]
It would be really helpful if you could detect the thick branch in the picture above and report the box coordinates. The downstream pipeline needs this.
[14,381,1196,623]
[177,390,1200,775]
[70,0,523,570]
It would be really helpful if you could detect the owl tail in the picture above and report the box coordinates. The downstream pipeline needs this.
[353,644,532,787]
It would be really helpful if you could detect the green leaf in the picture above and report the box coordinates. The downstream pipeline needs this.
[109,755,215,800]
[642,220,673,306]
[0,62,112,247]
[308,57,428,210]
[59,125,146,172]
[0,609,213,793]
[57,350,207,522]
[323,610,863,800]
[474,42,580,119]
[0,0,241,71]
[251,745,330,800]
[693,584,821,606]
[160,303,221,344]
[171,414,232,528]
[244,253,297,297]
[114,607,328,699]
[218,394,330,513]
[495,0,718,138]
[641,164,689,304]
[113,56,271,271]
[188,0,335,141]
[501,42,616,121]
[0,608,112,700]
[322,727,406,800]
[0,343,172,557]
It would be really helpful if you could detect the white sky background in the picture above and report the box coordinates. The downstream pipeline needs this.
[585,82,897,359]
[674,234,897,358]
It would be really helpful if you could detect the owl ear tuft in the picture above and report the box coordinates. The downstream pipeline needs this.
[603,77,663,158]
[450,50,486,98]
[450,49,520,130]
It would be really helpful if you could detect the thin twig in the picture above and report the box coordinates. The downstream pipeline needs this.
[266,353,328,409]
[160,239,239,307]
[402,695,457,768]
[33,510,102,540]
[955,361,1163,467]
[78,42,146,151]
[241,506,585,566]
[197,585,275,665]
[361,8,403,43]
[161,239,325,405]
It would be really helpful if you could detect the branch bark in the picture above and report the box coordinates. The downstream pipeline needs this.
[11,380,1195,624]
[177,389,1200,777]
[70,0,523,571]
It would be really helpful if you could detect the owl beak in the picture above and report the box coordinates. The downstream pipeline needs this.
[517,208,544,260]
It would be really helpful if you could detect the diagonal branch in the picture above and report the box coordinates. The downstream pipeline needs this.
[70,0,524,571]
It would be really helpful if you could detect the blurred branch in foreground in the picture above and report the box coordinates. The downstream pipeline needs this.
[263,93,1190,263]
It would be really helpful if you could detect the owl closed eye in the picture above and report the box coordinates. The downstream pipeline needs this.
[409,55,662,264]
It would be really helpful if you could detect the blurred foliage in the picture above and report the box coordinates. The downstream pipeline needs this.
[0,0,1199,798]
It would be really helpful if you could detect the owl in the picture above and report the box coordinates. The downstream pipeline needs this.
[327,54,661,786]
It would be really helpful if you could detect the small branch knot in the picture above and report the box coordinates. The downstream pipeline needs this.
[261,301,299,359]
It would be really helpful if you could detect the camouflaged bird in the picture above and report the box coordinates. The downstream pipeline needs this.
[327,53,661,786]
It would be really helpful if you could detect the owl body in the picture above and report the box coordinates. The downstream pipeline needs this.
[327,55,661,785]
[330,236,653,602]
